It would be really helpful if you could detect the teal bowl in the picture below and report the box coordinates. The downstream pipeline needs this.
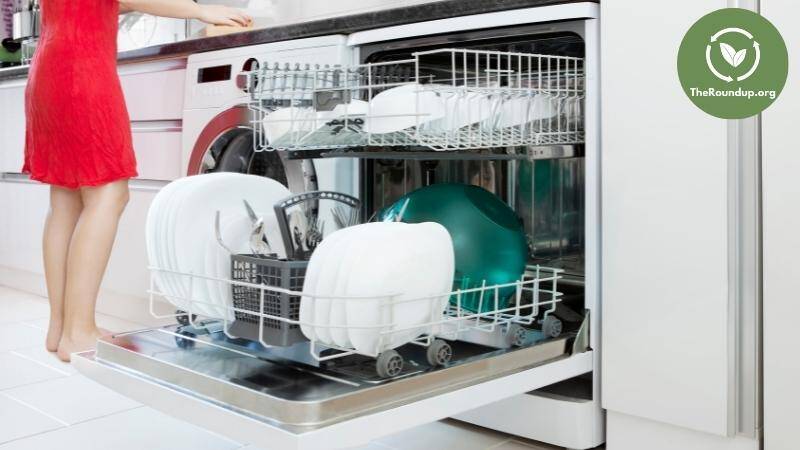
[378,184,528,313]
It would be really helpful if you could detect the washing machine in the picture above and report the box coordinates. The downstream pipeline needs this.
[181,35,358,196]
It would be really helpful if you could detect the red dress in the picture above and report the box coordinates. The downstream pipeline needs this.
[23,0,138,189]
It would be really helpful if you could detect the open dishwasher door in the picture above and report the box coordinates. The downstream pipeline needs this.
[73,327,592,450]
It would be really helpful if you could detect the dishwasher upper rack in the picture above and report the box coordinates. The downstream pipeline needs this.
[147,264,563,363]
[247,48,585,152]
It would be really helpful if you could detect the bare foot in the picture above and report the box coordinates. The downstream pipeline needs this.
[45,316,63,352]
[56,329,103,362]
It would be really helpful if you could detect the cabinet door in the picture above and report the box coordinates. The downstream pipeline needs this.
[0,78,27,173]
[761,2,799,449]
[601,0,733,436]
[0,180,49,274]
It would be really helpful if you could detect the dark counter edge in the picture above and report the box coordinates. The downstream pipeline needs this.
[0,0,596,81]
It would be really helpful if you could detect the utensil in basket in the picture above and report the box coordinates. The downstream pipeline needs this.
[243,199,272,256]
[274,191,362,260]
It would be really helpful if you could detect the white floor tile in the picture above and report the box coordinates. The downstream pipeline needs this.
[0,293,50,325]
[9,346,76,376]
[378,420,508,450]
[0,323,46,353]
[21,318,48,331]
[239,443,392,450]
[4,375,140,425]
[0,353,65,390]
[0,407,240,450]
[488,439,559,450]
[0,395,64,444]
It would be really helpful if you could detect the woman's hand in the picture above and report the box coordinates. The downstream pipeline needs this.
[195,4,252,27]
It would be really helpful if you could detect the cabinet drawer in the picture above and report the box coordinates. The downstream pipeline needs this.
[74,329,592,450]
[131,124,182,181]
[119,60,186,122]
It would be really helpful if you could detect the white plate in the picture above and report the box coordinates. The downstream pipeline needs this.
[165,174,239,314]
[327,226,374,349]
[387,222,454,346]
[146,179,176,305]
[424,90,498,134]
[147,174,225,312]
[363,83,447,134]
[309,226,362,345]
[345,222,454,355]
[299,225,351,341]
[171,174,291,319]
[203,213,253,322]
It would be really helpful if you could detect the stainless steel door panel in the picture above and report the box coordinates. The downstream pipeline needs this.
[73,327,592,449]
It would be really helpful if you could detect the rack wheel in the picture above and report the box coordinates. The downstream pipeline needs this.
[542,315,563,338]
[175,310,198,327]
[507,324,527,347]
[175,331,196,349]
[426,339,453,367]
[376,350,404,378]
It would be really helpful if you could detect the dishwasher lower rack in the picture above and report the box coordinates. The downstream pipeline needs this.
[148,264,564,378]
[246,48,585,152]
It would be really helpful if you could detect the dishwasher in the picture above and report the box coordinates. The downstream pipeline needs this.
[73,5,602,450]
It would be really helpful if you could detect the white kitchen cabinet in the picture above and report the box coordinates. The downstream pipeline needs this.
[601,0,758,447]
[761,2,799,450]
[0,178,49,279]
[0,78,27,173]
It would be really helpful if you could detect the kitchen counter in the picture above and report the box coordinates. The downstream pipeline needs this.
[0,0,594,81]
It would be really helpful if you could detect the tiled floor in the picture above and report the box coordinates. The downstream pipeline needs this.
[0,285,575,450]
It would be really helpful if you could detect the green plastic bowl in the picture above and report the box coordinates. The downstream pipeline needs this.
[379,183,528,313]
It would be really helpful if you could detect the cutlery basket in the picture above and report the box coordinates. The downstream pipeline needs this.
[227,254,308,347]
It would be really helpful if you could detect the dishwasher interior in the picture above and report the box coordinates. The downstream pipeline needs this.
[86,21,594,435]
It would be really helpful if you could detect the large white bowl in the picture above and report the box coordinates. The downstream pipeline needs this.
[262,106,316,145]
[363,83,447,134]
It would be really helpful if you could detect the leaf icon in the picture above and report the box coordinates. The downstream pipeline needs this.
[733,48,747,67]
[720,42,737,66]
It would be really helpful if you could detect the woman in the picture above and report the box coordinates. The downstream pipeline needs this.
[23,0,251,362]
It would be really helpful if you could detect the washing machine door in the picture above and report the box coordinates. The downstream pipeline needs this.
[187,105,317,194]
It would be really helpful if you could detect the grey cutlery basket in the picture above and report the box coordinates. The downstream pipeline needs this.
[227,254,308,347]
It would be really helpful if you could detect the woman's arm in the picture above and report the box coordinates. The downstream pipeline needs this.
[119,0,251,27]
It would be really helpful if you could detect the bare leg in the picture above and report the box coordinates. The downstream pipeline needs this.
[57,179,130,362]
[42,186,83,352]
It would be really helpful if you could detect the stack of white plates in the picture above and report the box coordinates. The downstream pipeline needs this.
[300,222,455,355]
[145,173,291,321]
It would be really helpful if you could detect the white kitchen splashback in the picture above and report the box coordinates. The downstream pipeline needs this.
[238,0,444,28]
[118,14,186,52]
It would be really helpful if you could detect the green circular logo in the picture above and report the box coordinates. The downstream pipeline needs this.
[677,8,788,119]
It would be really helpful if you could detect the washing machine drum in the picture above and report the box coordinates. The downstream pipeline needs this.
[202,128,287,184]
[194,107,316,194]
